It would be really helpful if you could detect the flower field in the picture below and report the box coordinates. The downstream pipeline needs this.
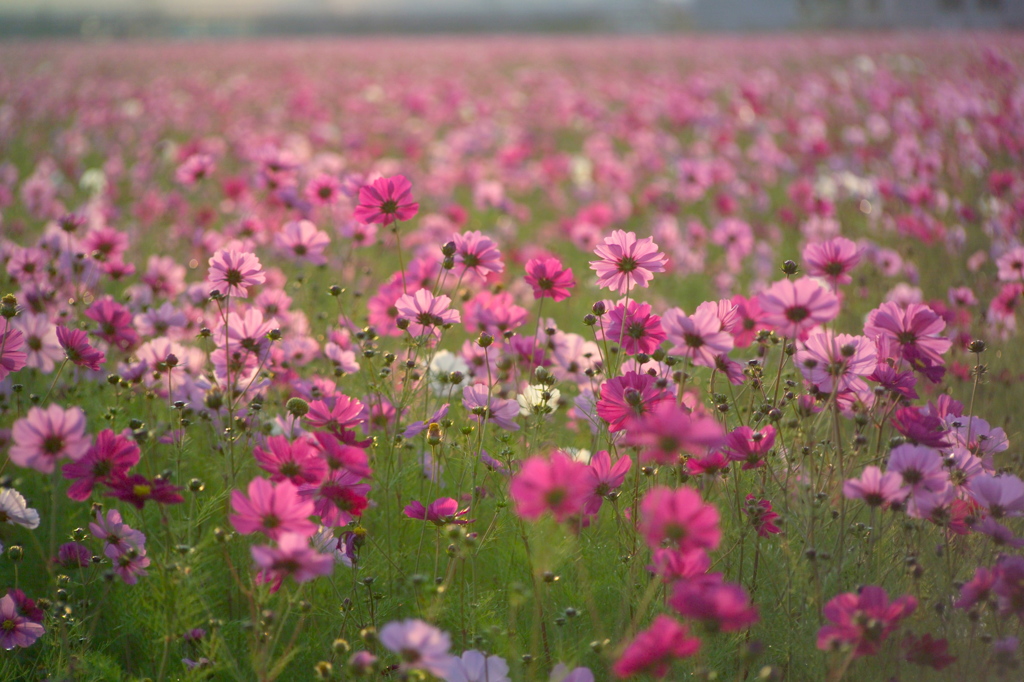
[2,33,1024,680]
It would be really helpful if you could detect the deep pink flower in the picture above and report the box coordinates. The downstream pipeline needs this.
[305,394,366,435]
[843,466,909,508]
[724,426,776,470]
[275,220,331,265]
[105,474,184,509]
[207,248,266,298]
[62,428,140,501]
[9,404,90,473]
[625,401,725,464]
[524,257,575,302]
[251,532,334,588]
[353,175,419,225]
[744,495,781,537]
[864,302,951,369]
[758,277,840,340]
[310,431,371,478]
[453,230,505,279]
[299,468,371,528]
[639,486,720,554]
[612,615,700,678]
[729,295,765,348]
[56,325,105,371]
[662,303,734,368]
[395,289,461,339]
[0,592,45,650]
[686,451,731,477]
[589,230,668,295]
[891,407,951,448]
[403,498,470,526]
[510,452,592,523]
[582,450,632,515]
[0,327,27,380]
[605,300,666,355]
[596,371,672,433]
[668,574,758,632]
[230,478,317,541]
[803,237,862,288]
[84,297,138,351]
[817,586,917,657]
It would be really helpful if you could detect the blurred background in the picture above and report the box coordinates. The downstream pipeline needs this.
[0,0,1022,38]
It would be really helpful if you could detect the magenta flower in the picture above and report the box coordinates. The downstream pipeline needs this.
[864,302,951,369]
[596,371,672,433]
[843,466,909,508]
[510,451,592,523]
[353,175,419,225]
[403,498,470,526]
[62,428,140,501]
[105,474,184,509]
[817,586,917,657]
[299,468,371,528]
[625,401,725,464]
[524,257,575,302]
[395,289,461,339]
[724,425,776,470]
[0,327,27,380]
[207,248,266,298]
[275,220,331,265]
[605,300,666,355]
[744,495,781,537]
[891,407,951,448]
[758,276,840,340]
[803,237,862,288]
[453,230,505,280]
[56,325,105,371]
[589,230,668,295]
[639,486,721,554]
[582,450,632,515]
[379,619,454,677]
[686,451,731,477]
[230,478,317,541]
[668,574,758,632]
[955,567,994,610]
[84,296,138,352]
[902,633,956,671]
[612,615,700,678]
[90,508,146,556]
[0,592,45,650]
[9,404,90,474]
[305,394,366,435]
[310,431,371,478]
[252,532,334,588]
[662,303,734,368]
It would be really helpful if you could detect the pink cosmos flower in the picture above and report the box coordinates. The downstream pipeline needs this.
[582,450,632,515]
[510,451,592,523]
[230,478,317,541]
[110,544,151,585]
[403,498,470,526]
[90,508,145,556]
[639,486,721,554]
[817,586,917,657]
[864,302,951,369]
[453,230,505,279]
[441,650,510,682]
[305,394,366,436]
[305,173,342,206]
[796,332,876,395]
[310,431,371,478]
[379,619,454,677]
[56,325,105,371]
[744,495,781,537]
[724,426,776,470]
[207,248,265,298]
[729,295,765,348]
[589,230,668,295]
[0,327,27,380]
[524,257,575,302]
[662,303,734,368]
[612,615,700,678]
[605,300,666,355]
[299,468,371,528]
[668,574,759,632]
[596,371,672,433]
[9,404,90,473]
[758,277,840,340]
[996,246,1024,282]
[252,532,334,587]
[175,153,214,185]
[62,428,140,501]
[353,175,419,225]
[686,451,731,477]
[843,466,909,508]
[462,384,520,432]
[84,296,139,352]
[625,401,725,464]
[886,444,948,496]
[12,313,61,372]
[0,592,45,650]
[803,236,862,288]
[105,474,184,509]
[967,473,1024,519]
[275,220,331,265]
[395,289,461,339]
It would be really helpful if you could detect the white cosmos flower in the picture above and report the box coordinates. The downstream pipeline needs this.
[517,384,560,417]
[0,487,40,530]
[429,350,469,396]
